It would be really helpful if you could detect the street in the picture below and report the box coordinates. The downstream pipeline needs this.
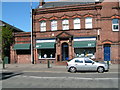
[1,64,119,88]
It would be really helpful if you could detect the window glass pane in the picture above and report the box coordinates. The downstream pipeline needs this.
[51,20,57,31]
[112,19,119,31]
[112,19,118,24]
[86,24,92,28]
[85,17,92,29]
[86,17,92,23]
[74,24,80,29]
[85,59,93,63]
[113,25,119,29]
[63,19,69,24]
[74,18,80,23]
[74,18,80,29]
[75,60,83,63]
[40,21,46,31]
[38,49,55,59]
[62,19,69,30]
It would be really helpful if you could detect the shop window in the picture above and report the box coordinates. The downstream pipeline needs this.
[112,19,119,31]
[38,49,55,59]
[85,17,92,29]
[51,20,57,31]
[17,50,31,55]
[62,19,69,30]
[74,48,96,59]
[74,18,80,29]
[40,21,46,32]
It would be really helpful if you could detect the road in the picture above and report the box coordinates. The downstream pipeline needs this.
[1,70,119,88]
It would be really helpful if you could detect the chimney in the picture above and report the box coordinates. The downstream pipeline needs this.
[40,0,45,7]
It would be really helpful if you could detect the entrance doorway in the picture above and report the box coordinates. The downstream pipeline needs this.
[62,43,69,61]
[104,44,111,61]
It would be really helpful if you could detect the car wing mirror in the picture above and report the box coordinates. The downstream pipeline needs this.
[92,62,94,64]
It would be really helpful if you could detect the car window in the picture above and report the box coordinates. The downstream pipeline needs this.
[75,60,83,63]
[84,59,93,63]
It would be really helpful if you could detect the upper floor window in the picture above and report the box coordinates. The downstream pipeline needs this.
[85,17,92,29]
[40,21,46,32]
[112,19,119,31]
[62,19,69,30]
[74,18,80,29]
[51,20,57,31]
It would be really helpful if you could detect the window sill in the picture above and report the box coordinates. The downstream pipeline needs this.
[112,30,119,32]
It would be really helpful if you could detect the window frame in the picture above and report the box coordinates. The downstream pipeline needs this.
[112,19,119,31]
[73,18,81,29]
[40,21,46,32]
[51,20,57,31]
[62,19,69,30]
[85,17,92,29]
[38,49,55,59]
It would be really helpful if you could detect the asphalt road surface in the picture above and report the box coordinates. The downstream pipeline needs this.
[1,70,119,88]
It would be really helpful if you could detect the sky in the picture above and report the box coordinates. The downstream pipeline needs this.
[1,0,117,32]
[1,0,56,32]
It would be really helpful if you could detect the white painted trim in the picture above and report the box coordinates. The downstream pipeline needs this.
[36,39,56,43]
[74,38,96,41]
[36,38,96,43]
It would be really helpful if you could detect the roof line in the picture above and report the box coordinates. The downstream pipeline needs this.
[0,20,24,32]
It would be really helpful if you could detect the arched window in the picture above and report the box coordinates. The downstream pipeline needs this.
[85,17,92,29]
[112,19,119,31]
[40,21,46,32]
[74,18,80,29]
[51,20,57,31]
[62,19,69,30]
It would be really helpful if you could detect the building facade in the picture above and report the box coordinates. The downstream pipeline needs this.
[10,0,120,64]
[0,20,23,63]
[10,32,31,64]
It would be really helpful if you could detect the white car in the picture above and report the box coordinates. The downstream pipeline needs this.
[67,57,109,73]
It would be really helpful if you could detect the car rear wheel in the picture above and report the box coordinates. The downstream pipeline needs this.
[97,67,104,73]
[69,67,76,73]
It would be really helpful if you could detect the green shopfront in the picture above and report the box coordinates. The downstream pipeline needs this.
[74,37,96,59]
[13,43,31,64]
[36,37,96,63]
[36,38,56,63]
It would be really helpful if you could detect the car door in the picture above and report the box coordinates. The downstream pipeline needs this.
[84,58,97,71]
[74,59,85,71]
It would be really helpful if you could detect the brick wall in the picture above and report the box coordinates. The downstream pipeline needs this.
[10,1,120,64]
[17,55,31,64]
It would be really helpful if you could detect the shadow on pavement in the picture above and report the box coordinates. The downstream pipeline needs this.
[1,72,23,80]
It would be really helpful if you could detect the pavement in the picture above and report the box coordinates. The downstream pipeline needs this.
[1,63,119,73]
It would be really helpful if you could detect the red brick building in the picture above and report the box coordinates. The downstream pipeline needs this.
[0,20,23,63]
[10,0,120,64]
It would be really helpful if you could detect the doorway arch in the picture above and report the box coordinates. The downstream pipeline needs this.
[61,43,69,61]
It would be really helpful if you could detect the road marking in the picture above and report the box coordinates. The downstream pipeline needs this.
[22,70,119,74]
[22,75,119,80]
[22,70,68,73]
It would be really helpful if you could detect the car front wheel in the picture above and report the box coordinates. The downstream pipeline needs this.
[97,67,104,73]
[69,67,76,73]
